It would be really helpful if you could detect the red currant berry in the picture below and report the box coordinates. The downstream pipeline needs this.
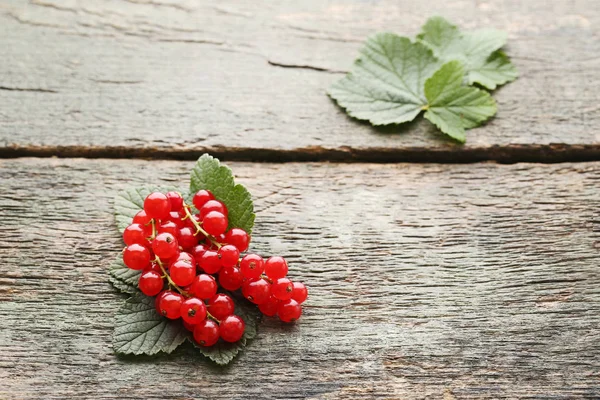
[193,319,219,347]
[278,299,302,322]
[170,260,196,286]
[123,244,151,270]
[123,223,150,246]
[242,278,271,305]
[219,266,244,291]
[143,262,161,273]
[175,251,195,265]
[192,190,215,211]
[180,297,207,325]
[224,228,250,252]
[208,293,234,320]
[138,270,164,296]
[155,290,169,314]
[189,274,217,299]
[219,315,245,343]
[178,227,199,250]
[133,210,152,226]
[291,282,308,303]
[183,320,196,332]
[218,244,240,268]
[199,200,228,219]
[258,295,280,317]
[158,291,184,319]
[152,232,179,260]
[166,191,183,212]
[191,243,210,266]
[144,192,171,220]
[239,253,264,280]
[264,256,288,280]
[198,250,222,274]
[271,277,294,301]
[167,211,185,229]
[157,221,179,238]
[202,211,228,237]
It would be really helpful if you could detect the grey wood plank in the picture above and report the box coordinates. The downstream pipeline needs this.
[0,0,599,161]
[0,158,598,399]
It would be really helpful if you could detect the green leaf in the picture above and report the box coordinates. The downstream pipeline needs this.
[114,186,182,234]
[424,61,497,142]
[189,293,261,365]
[189,154,255,234]
[113,294,189,355]
[328,33,441,125]
[418,16,517,90]
[109,256,141,292]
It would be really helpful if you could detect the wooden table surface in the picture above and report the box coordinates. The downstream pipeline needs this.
[1,1,599,399]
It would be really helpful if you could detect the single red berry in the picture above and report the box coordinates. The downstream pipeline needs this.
[183,320,196,332]
[278,299,302,322]
[242,278,271,305]
[167,211,185,229]
[166,191,183,212]
[218,244,240,268]
[258,295,280,317]
[157,221,179,238]
[264,256,288,280]
[291,282,308,303]
[219,266,244,291]
[143,262,161,273]
[175,251,195,267]
[271,277,294,301]
[189,274,217,299]
[199,200,228,219]
[224,228,250,252]
[180,297,207,325]
[152,232,179,260]
[133,210,152,226]
[191,243,210,267]
[158,291,184,319]
[155,290,169,314]
[178,227,199,250]
[193,190,215,210]
[239,253,264,280]
[161,250,180,266]
[202,211,228,237]
[208,293,234,320]
[144,192,171,220]
[170,260,196,286]
[219,315,245,343]
[123,223,150,246]
[138,270,164,296]
[198,250,222,274]
[193,319,219,347]
[123,244,151,270]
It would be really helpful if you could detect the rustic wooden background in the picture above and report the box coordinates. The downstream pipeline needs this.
[1,1,599,399]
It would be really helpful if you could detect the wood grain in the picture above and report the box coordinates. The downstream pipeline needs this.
[1,0,599,161]
[0,158,598,399]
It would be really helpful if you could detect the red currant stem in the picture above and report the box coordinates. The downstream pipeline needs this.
[153,256,219,323]
[182,204,222,249]
[260,274,273,284]
[150,218,157,240]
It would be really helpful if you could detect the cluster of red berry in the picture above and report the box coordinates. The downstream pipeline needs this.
[121,190,307,347]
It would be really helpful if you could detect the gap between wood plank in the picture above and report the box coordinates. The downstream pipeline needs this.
[1,144,600,164]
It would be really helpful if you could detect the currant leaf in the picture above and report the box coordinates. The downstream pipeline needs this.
[113,294,188,355]
[114,186,183,234]
[417,16,517,90]
[189,154,255,234]
[328,33,441,125]
[109,256,141,292]
[189,293,261,365]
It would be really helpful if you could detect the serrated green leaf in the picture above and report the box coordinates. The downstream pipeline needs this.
[418,16,517,90]
[114,186,183,234]
[109,274,138,294]
[109,255,141,291]
[189,293,261,365]
[189,154,255,234]
[424,61,497,142]
[328,33,441,125]
[113,294,189,355]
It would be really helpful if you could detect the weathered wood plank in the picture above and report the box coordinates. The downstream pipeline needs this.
[0,158,598,399]
[1,0,599,161]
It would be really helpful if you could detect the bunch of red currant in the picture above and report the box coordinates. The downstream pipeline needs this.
[121,190,308,347]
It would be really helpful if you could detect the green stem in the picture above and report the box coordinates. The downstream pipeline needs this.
[182,204,222,249]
